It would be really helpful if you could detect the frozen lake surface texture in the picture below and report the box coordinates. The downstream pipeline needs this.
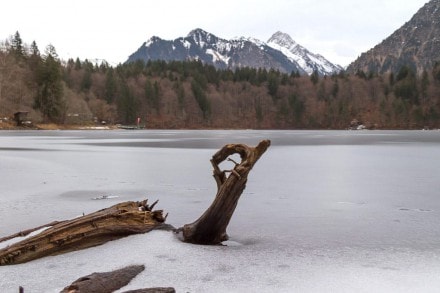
[1,130,440,292]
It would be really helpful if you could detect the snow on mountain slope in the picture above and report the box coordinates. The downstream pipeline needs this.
[267,31,342,75]
[127,29,341,75]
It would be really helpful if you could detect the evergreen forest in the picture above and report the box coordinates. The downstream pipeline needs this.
[1,32,440,129]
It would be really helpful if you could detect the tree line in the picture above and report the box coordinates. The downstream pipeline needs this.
[1,31,440,129]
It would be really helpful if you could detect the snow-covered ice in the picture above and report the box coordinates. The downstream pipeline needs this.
[1,130,440,292]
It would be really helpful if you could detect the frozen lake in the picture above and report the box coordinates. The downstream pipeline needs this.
[1,129,440,292]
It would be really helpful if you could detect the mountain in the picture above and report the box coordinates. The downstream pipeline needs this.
[267,31,343,75]
[126,29,341,75]
[347,0,440,75]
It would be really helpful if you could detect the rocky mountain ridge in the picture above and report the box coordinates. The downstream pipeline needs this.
[267,31,342,75]
[347,0,440,74]
[126,29,342,75]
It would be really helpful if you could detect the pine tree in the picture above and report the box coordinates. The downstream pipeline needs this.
[191,79,210,119]
[420,70,429,100]
[29,40,42,73]
[75,58,82,70]
[30,40,39,56]
[331,79,339,98]
[144,79,160,111]
[10,31,25,60]
[310,69,319,85]
[117,82,137,124]
[34,44,65,122]
[81,69,92,91]
[174,80,185,109]
[267,70,279,98]
[393,66,418,104]
[104,68,117,103]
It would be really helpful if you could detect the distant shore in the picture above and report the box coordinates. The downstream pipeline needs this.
[1,121,439,131]
[0,122,120,131]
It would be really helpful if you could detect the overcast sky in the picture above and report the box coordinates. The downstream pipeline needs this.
[0,0,429,67]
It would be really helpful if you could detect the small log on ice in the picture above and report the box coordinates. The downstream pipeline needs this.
[60,264,176,293]
[0,200,168,265]
[60,265,145,293]
[122,289,176,293]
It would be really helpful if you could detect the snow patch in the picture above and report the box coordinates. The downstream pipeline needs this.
[215,40,232,53]
[182,40,191,50]
[206,49,230,64]
[144,39,153,47]
[0,226,51,250]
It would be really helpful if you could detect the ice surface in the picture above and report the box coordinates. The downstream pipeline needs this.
[1,130,440,292]
[3,230,440,293]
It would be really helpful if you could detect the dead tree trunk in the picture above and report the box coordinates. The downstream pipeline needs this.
[179,139,270,245]
[0,200,167,265]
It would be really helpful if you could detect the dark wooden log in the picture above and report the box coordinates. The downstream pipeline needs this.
[60,265,145,293]
[0,200,168,265]
[122,288,176,293]
[178,139,270,245]
[59,265,175,293]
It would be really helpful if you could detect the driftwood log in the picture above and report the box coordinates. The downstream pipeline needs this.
[60,265,145,293]
[60,265,175,293]
[0,200,168,265]
[178,139,271,244]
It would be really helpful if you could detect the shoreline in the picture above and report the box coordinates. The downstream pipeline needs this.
[1,119,440,132]
[1,122,439,131]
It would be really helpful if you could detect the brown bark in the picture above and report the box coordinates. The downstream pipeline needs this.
[122,288,176,293]
[178,139,271,245]
[60,265,146,293]
[0,200,168,265]
[59,264,176,293]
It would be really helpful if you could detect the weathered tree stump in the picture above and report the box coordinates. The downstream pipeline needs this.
[178,139,271,244]
[0,200,167,265]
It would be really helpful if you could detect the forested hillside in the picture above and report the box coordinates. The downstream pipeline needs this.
[1,32,440,129]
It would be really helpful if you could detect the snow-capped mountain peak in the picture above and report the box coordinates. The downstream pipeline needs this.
[187,28,213,41]
[187,28,218,48]
[233,36,266,47]
[267,31,342,75]
[127,29,342,75]
[267,31,298,50]
[144,36,162,47]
